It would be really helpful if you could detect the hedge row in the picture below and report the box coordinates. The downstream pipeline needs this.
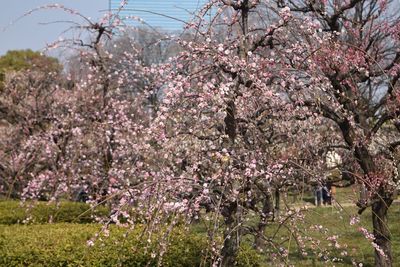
[0,223,263,266]
[0,201,109,224]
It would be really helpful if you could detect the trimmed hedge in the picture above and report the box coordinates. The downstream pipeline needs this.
[0,223,263,267]
[0,201,109,225]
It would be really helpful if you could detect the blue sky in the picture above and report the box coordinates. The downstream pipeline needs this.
[0,0,206,56]
[0,0,107,55]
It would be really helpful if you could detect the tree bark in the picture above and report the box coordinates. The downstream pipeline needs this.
[221,202,239,267]
[274,188,280,219]
[224,100,236,142]
[349,141,394,267]
[255,192,274,250]
[372,197,393,267]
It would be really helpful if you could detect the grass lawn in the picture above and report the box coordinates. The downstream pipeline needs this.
[288,203,400,266]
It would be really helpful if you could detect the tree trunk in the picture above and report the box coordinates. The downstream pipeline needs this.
[221,202,239,267]
[372,198,393,267]
[224,100,236,142]
[255,192,273,250]
[274,188,280,219]
[221,230,238,267]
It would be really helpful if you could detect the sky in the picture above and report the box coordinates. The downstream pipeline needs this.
[0,0,107,56]
[0,0,206,56]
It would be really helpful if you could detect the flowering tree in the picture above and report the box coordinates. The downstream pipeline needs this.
[114,1,342,265]
[0,4,151,203]
[5,0,400,266]
[0,51,63,198]
[23,17,152,204]
[272,0,400,266]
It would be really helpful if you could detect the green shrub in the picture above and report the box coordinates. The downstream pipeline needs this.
[0,201,109,225]
[0,223,199,266]
[0,223,263,267]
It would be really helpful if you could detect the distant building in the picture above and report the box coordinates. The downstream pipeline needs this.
[109,0,208,31]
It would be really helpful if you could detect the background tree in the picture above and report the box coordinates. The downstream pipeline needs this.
[273,1,400,265]
[0,50,63,199]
